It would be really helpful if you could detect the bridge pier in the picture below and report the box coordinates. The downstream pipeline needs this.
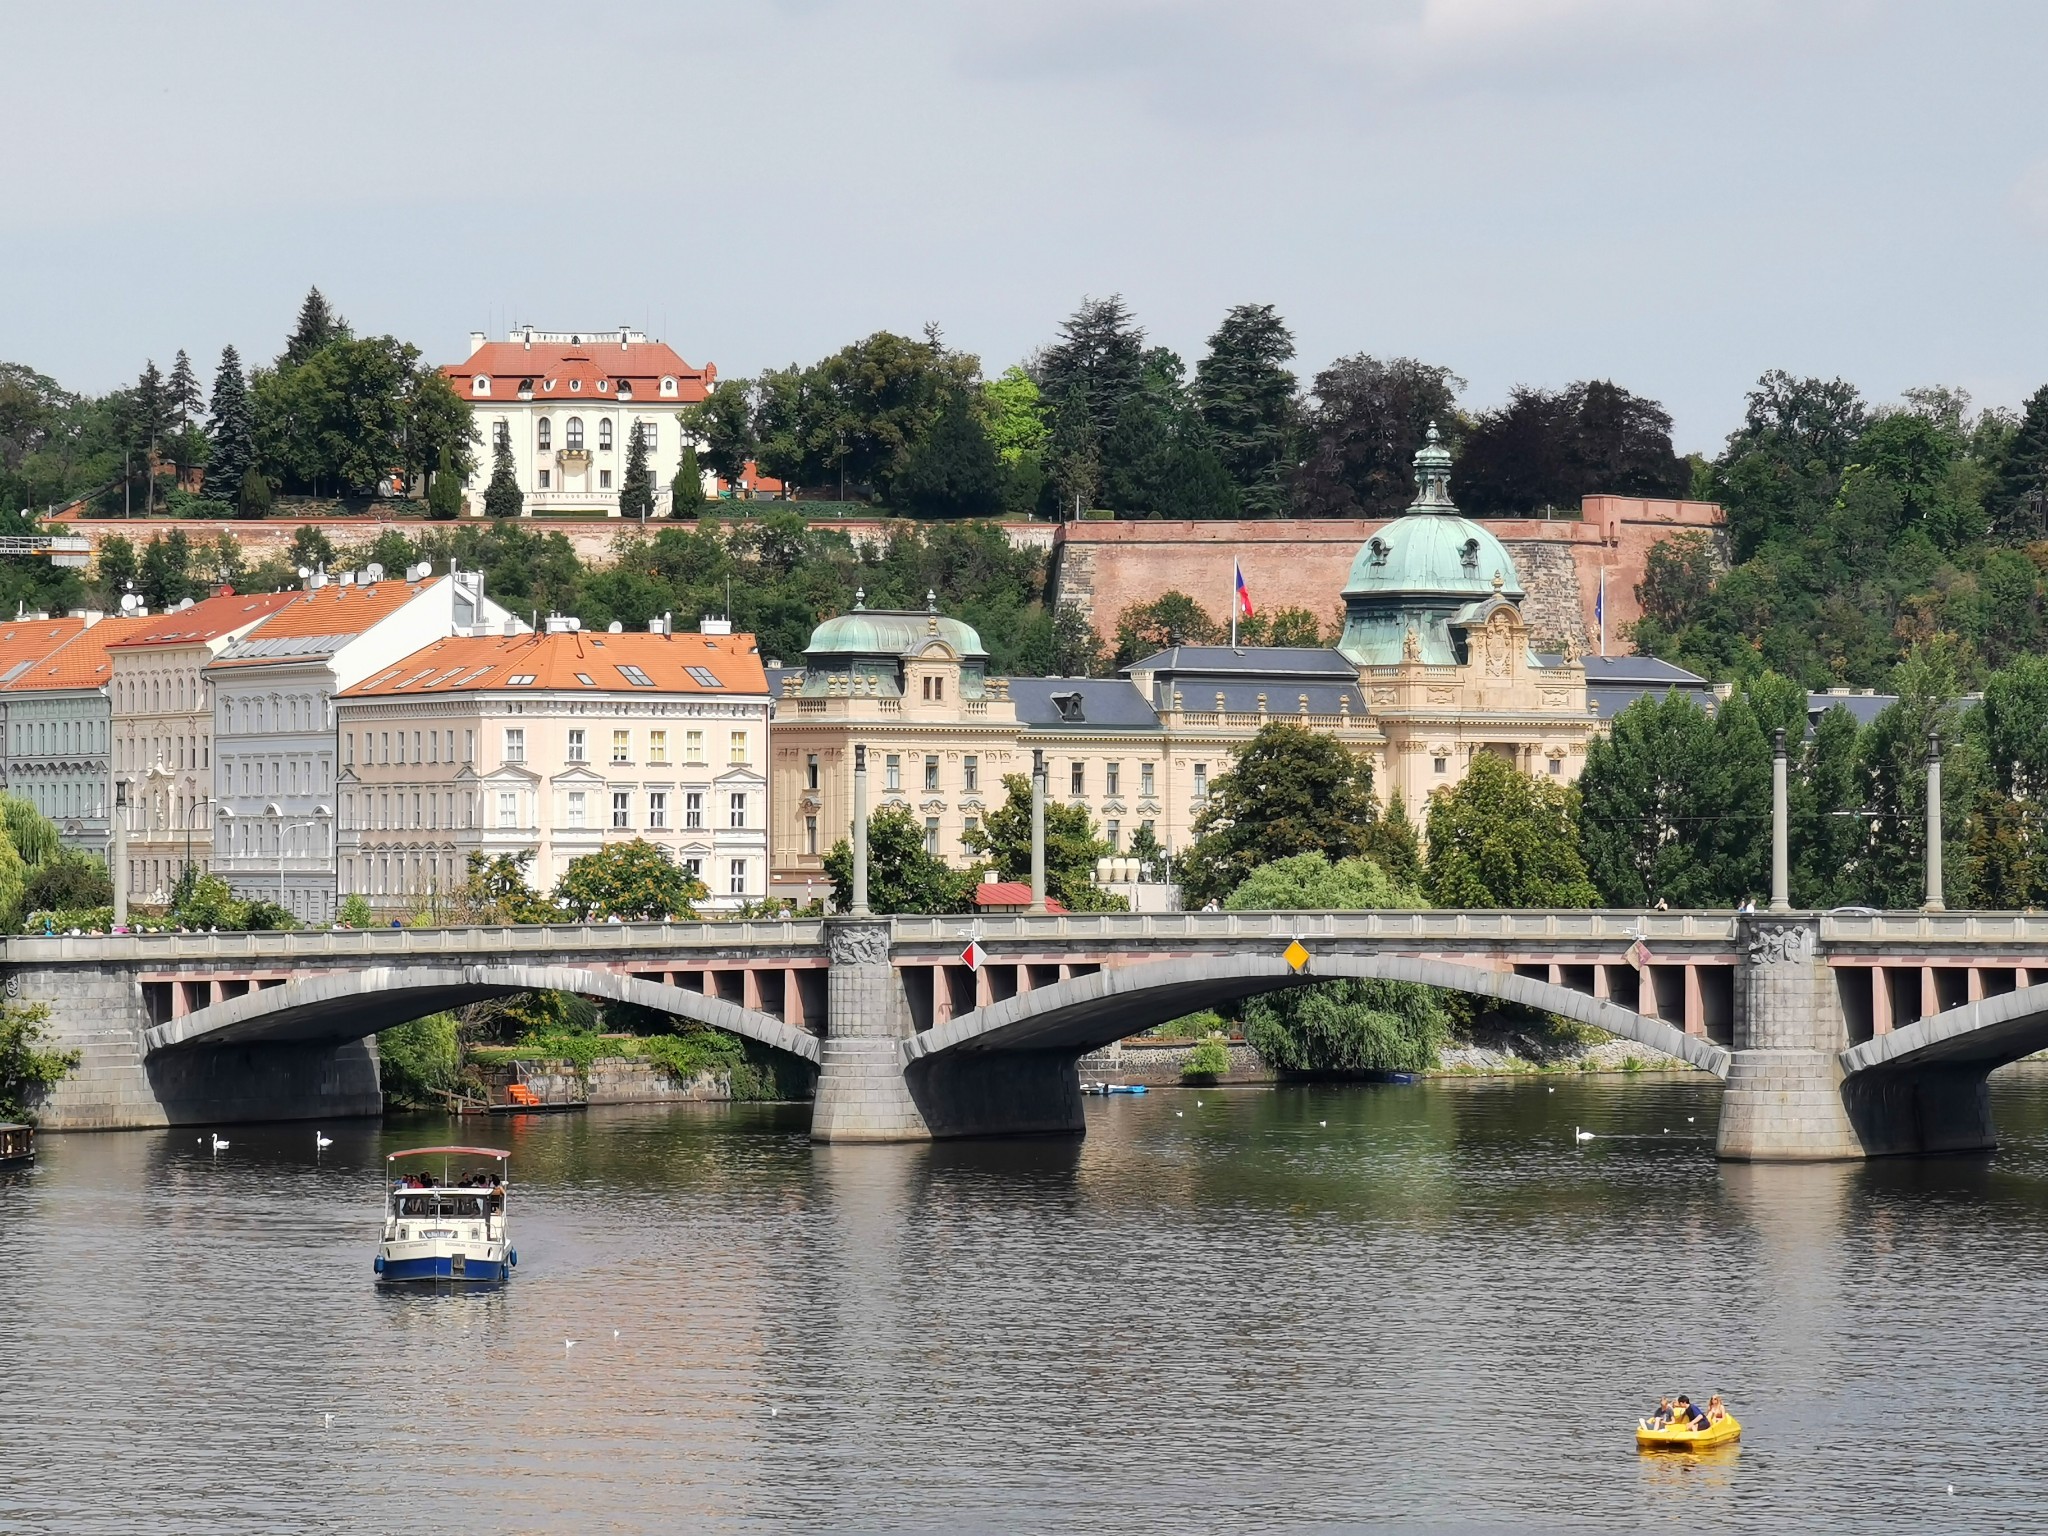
[809,918,932,1143]
[1717,917,1866,1161]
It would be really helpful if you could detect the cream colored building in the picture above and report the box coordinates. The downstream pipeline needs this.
[106,590,299,905]
[334,624,771,913]
[768,434,1607,902]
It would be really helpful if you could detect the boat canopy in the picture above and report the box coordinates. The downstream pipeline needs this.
[387,1146,509,1161]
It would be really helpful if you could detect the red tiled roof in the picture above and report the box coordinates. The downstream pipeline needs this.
[0,618,89,685]
[974,882,1068,913]
[442,339,714,405]
[4,615,158,691]
[105,591,299,649]
[338,629,767,699]
[205,578,440,667]
[718,459,785,495]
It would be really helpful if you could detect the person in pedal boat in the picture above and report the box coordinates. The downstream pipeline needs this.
[1703,1394,1728,1425]
[1641,1397,1677,1430]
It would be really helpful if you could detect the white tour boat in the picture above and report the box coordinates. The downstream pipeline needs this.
[374,1145,516,1285]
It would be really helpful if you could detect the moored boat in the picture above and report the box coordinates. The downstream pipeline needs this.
[0,1123,33,1167]
[374,1145,516,1285]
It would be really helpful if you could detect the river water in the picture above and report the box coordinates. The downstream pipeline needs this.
[6,1070,2048,1534]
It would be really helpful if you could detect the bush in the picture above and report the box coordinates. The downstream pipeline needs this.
[0,1002,79,1122]
[338,893,374,928]
[639,1028,744,1085]
[1243,978,1449,1075]
[377,1014,460,1108]
[23,905,114,935]
[1150,1009,1226,1040]
[1182,1036,1231,1082]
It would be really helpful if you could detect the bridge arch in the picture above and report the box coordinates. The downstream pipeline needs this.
[141,964,819,1064]
[904,952,1729,1078]
[1840,983,2048,1078]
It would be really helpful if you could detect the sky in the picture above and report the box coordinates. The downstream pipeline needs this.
[6,0,2048,454]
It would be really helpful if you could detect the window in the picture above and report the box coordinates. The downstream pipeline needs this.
[537,419,552,450]
[924,817,940,855]
[538,469,551,489]
[1548,757,1563,775]
[1106,819,1121,850]
[638,420,657,454]
[504,728,525,763]
[1106,762,1121,797]
[805,814,818,856]
[616,665,654,687]
[344,732,355,766]
[806,752,819,791]
[884,754,901,791]
[493,420,510,447]
[729,859,747,897]
[686,665,722,687]
[464,730,475,763]
[1141,762,1156,798]
[566,418,585,450]
[685,791,703,829]
[611,729,629,764]
[729,730,747,765]
[567,791,586,828]
[650,730,668,764]
[648,790,668,829]
[1070,762,1085,797]
[474,375,490,395]
[921,675,945,701]
[1433,755,1448,775]
[684,856,703,880]
[963,816,979,847]
[566,729,586,763]
[598,419,614,450]
[599,470,612,489]
[685,730,704,764]
[412,731,422,764]
[729,792,747,828]
[427,732,438,765]
[1193,763,1208,798]
[612,790,631,828]
[1141,818,1155,842]
[379,732,390,765]
[497,791,518,829]
[924,755,939,791]
[506,674,536,686]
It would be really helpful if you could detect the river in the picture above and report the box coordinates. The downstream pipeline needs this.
[6,1070,2048,1534]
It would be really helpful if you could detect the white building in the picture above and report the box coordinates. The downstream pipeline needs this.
[442,327,718,518]
[333,621,772,915]
[204,567,522,923]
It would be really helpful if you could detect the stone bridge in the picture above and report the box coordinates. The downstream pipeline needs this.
[13,910,2048,1161]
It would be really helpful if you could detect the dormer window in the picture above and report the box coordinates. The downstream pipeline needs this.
[660,376,677,396]
[617,380,633,399]
[596,379,608,392]
[1367,537,1389,567]
[544,379,556,392]
[1460,537,1480,571]
[473,375,490,395]
[518,377,534,397]
[570,379,582,392]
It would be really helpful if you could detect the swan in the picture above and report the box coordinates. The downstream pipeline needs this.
[315,1133,334,1150]
[209,1134,230,1154]
[1574,1128,1594,1142]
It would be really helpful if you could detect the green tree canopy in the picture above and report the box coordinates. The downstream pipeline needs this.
[1223,852,1422,911]
[963,773,1125,912]
[1292,354,1464,518]
[553,839,706,920]
[1424,752,1598,908]
[450,851,556,924]
[895,389,1003,517]
[482,435,522,520]
[1179,724,1379,907]
[619,423,656,522]
[823,803,978,915]
[1193,302,1298,518]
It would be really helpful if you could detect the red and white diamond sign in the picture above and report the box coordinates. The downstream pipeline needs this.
[961,939,987,970]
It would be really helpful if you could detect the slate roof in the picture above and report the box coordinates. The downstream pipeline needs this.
[1007,678,1161,731]
[1122,645,1357,677]
[1808,690,1899,727]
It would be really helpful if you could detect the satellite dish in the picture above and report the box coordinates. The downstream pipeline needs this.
[296,566,311,579]
[365,563,384,582]
[119,593,139,613]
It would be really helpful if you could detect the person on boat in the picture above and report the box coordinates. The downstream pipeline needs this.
[1671,1395,1706,1428]
[1642,1396,1676,1429]
[1704,1394,1728,1424]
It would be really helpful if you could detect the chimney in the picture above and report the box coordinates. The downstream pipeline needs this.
[619,326,629,350]
[503,618,519,637]
[700,616,732,636]
[469,331,487,356]
[523,325,533,349]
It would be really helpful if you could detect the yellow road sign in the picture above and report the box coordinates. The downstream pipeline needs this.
[1283,939,1310,973]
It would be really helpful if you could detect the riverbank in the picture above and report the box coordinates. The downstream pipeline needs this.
[1076,1027,1694,1088]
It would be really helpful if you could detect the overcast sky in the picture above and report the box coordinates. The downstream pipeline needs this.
[6,0,2047,452]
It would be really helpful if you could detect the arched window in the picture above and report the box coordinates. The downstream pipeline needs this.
[660,376,677,397]
[566,418,585,450]
[473,375,490,395]
[537,418,552,451]
[598,420,613,450]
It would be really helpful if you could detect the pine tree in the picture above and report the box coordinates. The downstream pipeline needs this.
[483,435,523,519]
[619,425,656,521]
[236,469,273,521]
[427,448,463,520]
[128,360,172,513]
[204,346,256,504]
[1193,303,1298,517]
[1995,384,2048,540]
[282,286,345,366]
[166,350,202,427]
[671,445,705,516]
[895,391,1002,517]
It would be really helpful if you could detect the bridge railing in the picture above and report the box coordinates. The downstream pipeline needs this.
[887,910,1742,946]
[0,918,828,964]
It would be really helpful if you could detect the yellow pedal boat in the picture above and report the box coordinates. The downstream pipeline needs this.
[1636,1413,1740,1450]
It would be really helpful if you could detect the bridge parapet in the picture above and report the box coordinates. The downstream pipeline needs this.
[888,909,1740,949]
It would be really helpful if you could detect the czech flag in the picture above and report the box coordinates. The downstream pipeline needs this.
[1234,559,1254,619]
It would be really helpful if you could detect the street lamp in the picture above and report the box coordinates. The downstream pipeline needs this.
[264,800,333,916]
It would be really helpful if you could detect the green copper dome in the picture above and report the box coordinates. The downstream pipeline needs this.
[805,588,989,661]
[1338,425,1529,668]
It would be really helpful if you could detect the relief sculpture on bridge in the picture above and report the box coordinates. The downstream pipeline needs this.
[828,923,891,967]
[1743,921,1815,965]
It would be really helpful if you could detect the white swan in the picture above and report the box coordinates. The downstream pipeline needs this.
[315,1133,334,1150]
[210,1134,230,1154]
[1574,1128,1594,1143]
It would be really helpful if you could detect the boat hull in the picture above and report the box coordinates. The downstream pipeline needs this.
[377,1253,509,1285]
[1636,1416,1740,1450]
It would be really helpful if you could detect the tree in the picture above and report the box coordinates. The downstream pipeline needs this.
[1455,380,1686,517]
[1224,853,1448,1075]
[288,525,336,571]
[1038,295,1146,444]
[1112,590,1223,667]
[403,369,476,494]
[554,839,707,920]
[283,286,347,365]
[427,448,462,520]
[1179,724,1379,907]
[138,531,199,609]
[963,774,1125,912]
[167,349,202,427]
[203,345,256,504]
[822,804,978,915]
[1293,355,1465,518]
[236,468,273,520]
[1423,752,1598,908]
[1193,303,1297,517]
[126,359,173,512]
[618,423,656,522]
[94,535,138,605]
[1853,639,1982,909]
[1714,370,1868,561]
[338,892,375,928]
[983,365,1048,465]
[1050,602,1107,677]
[671,444,706,515]
[450,851,556,924]
[0,1002,78,1122]
[895,389,1003,517]
[23,850,111,915]
[682,379,759,493]
[1363,789,1422,887]
[252,334,424,496]
[482,435,523,519]
[1993,383,2048,540]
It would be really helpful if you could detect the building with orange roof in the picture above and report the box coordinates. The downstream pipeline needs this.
[104,589,301,906]
[206,567,522,923]
[1,611,160,860]
[443,327,717,518]
[333,618,769,914]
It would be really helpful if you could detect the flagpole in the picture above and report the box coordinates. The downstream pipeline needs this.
[1598,566,1606,658]
[1230,558,1238,648]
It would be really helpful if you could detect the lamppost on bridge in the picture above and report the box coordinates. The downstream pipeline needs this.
[1925,729,1945,914]
[111,777,131,928]
[849,744,869,917]
[1029,749,1047,915]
